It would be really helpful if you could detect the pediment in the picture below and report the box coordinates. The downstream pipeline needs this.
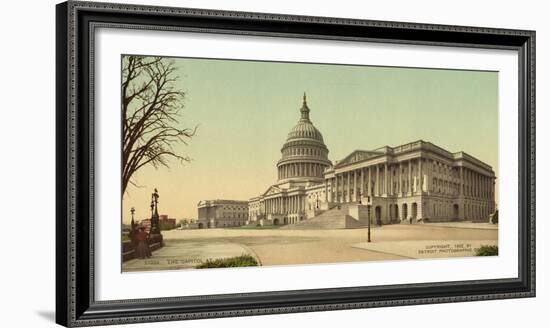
[262,185,283,197]
[334,150,382,168]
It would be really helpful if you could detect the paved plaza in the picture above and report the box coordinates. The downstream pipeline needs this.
[122,222,498,272]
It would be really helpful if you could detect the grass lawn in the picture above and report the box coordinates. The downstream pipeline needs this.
[196,254,259,268]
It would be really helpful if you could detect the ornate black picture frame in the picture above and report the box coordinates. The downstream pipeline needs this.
[56,1,535,326]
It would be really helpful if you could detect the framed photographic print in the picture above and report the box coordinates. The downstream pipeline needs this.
[56,0,535,326]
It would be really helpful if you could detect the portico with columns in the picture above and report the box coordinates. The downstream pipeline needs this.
[323,140,496,224]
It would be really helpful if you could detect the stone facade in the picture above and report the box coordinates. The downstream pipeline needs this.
[323,141,496,224]
[198,94,497,228]
[197,200,249,228]
[246,94,496,226]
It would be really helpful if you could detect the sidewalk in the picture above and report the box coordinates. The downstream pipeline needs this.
[352,239,498,259]
[421,222,498,230]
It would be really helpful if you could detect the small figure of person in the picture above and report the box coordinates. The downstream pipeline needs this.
[135,227,152,259]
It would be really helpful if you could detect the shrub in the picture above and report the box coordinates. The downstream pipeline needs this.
[476,245,498,256]
[196,254,259,268]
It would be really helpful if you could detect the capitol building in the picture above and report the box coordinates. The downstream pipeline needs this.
[199,94,496,229]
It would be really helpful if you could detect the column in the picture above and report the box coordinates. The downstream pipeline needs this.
[426,159,434,193]
[334,175,339,202]
[340,173,344,203]
[374,164,380,196]
[481,174,487,199]
[464,168,470,197]
[353,170,358,201]
[360,167,365,199]
[347,172,351,202]
[324,179,329,202]
[470,171,473,197]
[408,160,412,194]
[476,173,479,198]
[472,172,475,198]
[459,167,464,196]
[398,162,402,195]
[384,163,388,196]
[331,177,335,202]
[477,174,480,199]
[287,197,289,214]
[480,176,483,199]
[477,173,483,198]
[417,158,422,193]
[475,172,478,198]
[367,167,372,197]
[389,165,393,195]
[465,169,472,197]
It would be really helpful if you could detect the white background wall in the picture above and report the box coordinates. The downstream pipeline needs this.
[0,0,546,327]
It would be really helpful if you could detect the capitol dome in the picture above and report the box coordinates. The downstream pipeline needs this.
[277,94,332,182]
[286,117,325,143]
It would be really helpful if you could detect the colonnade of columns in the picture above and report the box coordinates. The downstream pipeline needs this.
[326,158,426,203]
[459,166,494,200]
[278,162,326,180]
[463,202,493,220]
[325,159,495,204]
[263,194,305,215]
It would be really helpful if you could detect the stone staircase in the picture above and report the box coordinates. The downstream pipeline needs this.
[281,203,364,229]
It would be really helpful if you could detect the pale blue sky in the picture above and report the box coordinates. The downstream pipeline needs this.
[123,57,498,222]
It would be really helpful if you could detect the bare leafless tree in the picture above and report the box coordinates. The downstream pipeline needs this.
[122,55,197,195]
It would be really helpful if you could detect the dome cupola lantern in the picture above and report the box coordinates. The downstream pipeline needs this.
[300,92,310,121]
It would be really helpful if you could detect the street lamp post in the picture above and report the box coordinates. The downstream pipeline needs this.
[359,191,371,243]
[150,188,160,235]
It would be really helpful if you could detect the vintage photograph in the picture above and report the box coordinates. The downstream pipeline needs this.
[121,55,499,272]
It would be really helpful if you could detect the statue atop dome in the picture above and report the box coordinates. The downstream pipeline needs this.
[300,92,310,121]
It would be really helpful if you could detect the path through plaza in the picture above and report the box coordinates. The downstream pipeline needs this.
[122,223,498,272]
